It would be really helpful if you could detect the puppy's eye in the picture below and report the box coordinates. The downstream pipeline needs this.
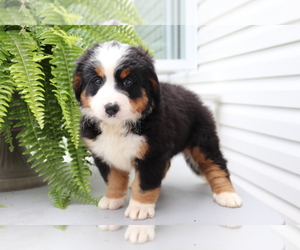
[94,78,103,85]
[123,78,133,87]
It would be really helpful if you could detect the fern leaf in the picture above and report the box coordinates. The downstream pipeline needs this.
[0,72,14,124]
[0,2,37,25]
[40,54,65,141]
[113,0,144,24]
[2,29,45,129]
[0,116,14,152]
[37,26,83,148]
[48,187,71,209]
[31,1,81,25]
[11,98,99,208]
[66,25,146,51]
[66,0,143,25]
[67,139,91,193]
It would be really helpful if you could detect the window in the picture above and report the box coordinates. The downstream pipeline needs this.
[134,0,197,74]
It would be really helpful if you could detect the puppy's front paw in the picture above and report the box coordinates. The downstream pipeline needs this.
[213,192,242,208]
[98,196,126,210]
[125,225,155,244]
[124,199,155,220]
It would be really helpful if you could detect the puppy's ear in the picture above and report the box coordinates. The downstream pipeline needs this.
[73,55,86,101]
[136,46,160,104]
[148,71,160,104]
[73,45,98,101]
[73,70,82,101]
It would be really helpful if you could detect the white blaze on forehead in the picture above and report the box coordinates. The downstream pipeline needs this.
[94,42,129,78]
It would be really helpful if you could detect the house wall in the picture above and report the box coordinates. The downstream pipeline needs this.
[164,0,300,229]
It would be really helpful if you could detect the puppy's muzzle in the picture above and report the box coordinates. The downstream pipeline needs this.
[105,103,120,117]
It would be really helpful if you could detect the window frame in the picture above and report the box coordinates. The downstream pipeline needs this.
[155,0,198,74]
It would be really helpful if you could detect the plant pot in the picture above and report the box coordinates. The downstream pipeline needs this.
[0,128,46,192]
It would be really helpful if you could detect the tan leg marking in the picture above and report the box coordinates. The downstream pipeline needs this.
[187,146,242,207]
[131,171,160,204]
[187,146,235,194]
[106,168,129,199]
[98,168,129,210]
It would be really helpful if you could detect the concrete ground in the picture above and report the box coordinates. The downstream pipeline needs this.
[0,155,286,249]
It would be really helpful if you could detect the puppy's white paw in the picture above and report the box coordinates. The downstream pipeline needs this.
[213,192,242,208]
[98,196,126,210]
[125,225,155,244]
[124,199,155,220]
[98,225,122,231]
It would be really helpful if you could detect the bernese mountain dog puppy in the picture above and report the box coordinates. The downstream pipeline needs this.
[73,41,242,220]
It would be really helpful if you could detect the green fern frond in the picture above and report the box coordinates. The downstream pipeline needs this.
[0,116,14,152]
[2,29,45,129]
[113,0,144,24]
[34,1,81,25]
[66,0,143,25]
[48,187,71,209]
[0,0,143,25]
[40,51,93,197]
[67,140,91,193]
[113,25,147,47]
[38,26,83,149]
[1,2,145,208]
[0,73,14,124]
[40,54,64,141]
[66,25,112,49]
[0,2,37,25]
[51,47,82,148]
[11,98,99,208]
[0,41,11,63]
[51,28,82,47]
[66,25,146,50]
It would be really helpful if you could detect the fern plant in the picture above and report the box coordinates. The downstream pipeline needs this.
[0,1,145,209]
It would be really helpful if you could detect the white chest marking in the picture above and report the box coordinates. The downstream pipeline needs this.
[84,123,145,172]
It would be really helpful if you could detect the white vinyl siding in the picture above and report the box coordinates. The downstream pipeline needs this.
[162,0,300,236]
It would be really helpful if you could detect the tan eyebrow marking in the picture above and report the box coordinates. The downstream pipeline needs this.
[95,65,105,78]
[120,68,131,79]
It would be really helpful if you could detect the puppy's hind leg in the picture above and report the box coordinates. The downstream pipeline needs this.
[184,146,242,208]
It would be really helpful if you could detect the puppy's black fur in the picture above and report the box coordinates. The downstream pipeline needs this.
[73,41,241,218]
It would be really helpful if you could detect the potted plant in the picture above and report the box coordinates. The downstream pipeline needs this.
[0,0,145,209]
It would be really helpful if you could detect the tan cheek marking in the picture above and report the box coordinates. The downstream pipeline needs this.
[130,89,149,114]
[80,89,91,108]
[137,140,149,159]
[106,168,129,199]
[95,65,105,78]
[120,68,131,79]
[131,172,160,204]
[188,146,235,194]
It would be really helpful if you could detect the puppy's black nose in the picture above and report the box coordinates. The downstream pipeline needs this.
[104,103,120,116]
